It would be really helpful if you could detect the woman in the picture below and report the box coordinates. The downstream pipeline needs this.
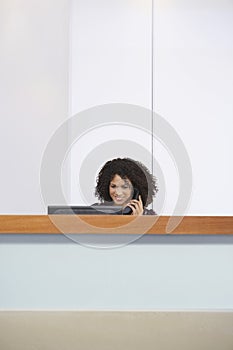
[95,158,158,215]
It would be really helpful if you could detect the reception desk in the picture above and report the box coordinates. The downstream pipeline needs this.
[0,216,233,350]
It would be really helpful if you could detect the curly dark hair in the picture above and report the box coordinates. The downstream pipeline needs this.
[95,158,158,207]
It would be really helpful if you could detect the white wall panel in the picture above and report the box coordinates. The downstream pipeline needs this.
[0,0,69,213]
[68,0,154,207]
[154,1,233,214]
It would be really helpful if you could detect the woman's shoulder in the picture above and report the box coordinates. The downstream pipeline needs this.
[143,208,157,215]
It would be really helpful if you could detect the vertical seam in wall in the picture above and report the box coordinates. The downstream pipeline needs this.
[151,0,154,210]
[68,0,73,203]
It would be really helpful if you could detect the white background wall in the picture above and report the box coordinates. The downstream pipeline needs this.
[1,0,232,215]
[68,0,233,215]
[0,0,69,214]
[154,0,233,215]
[0,0,232,310]
[67,0,154,207]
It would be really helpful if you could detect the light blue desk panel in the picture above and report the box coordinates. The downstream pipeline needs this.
[0,235,233,310]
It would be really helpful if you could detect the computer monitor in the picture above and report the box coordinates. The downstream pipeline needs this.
[48,205,122,215]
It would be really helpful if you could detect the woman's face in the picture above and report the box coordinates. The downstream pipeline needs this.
[109,174,132,206]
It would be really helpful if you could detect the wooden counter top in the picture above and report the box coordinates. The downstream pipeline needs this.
[0,215,232,234]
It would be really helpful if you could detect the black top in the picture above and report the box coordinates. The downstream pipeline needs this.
[143,208,156,215]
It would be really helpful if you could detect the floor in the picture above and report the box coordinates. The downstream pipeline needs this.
[0,311,233,350]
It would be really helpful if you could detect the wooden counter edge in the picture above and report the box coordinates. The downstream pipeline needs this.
[0,215,232,234]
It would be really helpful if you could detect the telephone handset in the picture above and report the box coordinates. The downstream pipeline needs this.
[122,188,140,215]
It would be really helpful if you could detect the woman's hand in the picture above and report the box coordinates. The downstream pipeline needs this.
[126,195,144,216]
